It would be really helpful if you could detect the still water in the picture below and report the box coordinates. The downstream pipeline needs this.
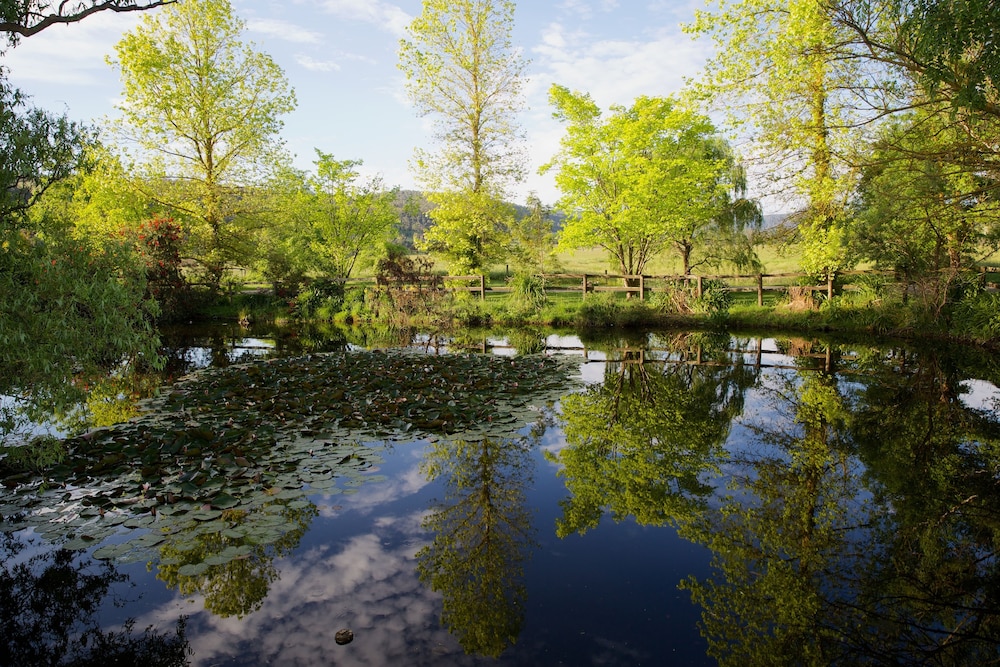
[2,325,1000,666]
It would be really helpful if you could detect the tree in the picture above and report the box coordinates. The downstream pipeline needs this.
[543,87,749,277]
[398,0,527,274]
[684,0,859,276]
[848,111,1000,311]
[0,3,163,445]
[0,1,172,44]
[306,151,399,282]
[508,193,559,273]
[109,0,296,288]
[0,78,85,226]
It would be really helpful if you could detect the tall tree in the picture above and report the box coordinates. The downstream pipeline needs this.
[398,0,526,274]
[685,0,858,276]
[109,0,296,288]
[543,87,750,277]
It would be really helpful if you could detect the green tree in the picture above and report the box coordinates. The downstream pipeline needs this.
[305,151,398,281]
[849,111,1000,312]
[543,87,748,277]
[508,193,559,273]
[398,0,526,274]
[685,0,858,276]
[109,0,296,288]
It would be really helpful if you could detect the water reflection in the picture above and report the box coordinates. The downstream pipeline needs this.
[4,327,1000,664]
[551,333,755,536]
[548,335,1000,664]
[155,500,318,619]
[0,533,189,666]
[418,432,544,656]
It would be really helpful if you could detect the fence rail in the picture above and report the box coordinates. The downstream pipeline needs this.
[354,266,1000,302]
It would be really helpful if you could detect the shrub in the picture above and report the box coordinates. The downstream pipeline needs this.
[507,272,547,312]
[137,215,189,321]
[293,279,347,321]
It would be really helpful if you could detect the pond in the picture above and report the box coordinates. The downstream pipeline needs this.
[2,325,1000,666]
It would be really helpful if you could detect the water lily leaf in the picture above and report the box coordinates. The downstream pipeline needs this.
[177,562,210,577]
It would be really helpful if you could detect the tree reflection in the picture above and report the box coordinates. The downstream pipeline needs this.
[846,346,1000,662]
[155,500,317,618]
[551,336,755,536]
[678,370,861,665]
[678,344,1000,665]
[0,532,189,666]
[416,429,542,657]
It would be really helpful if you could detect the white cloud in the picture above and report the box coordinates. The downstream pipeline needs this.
[3,12,143,86]
[137,513,485,666]
[295,53,341,72]
[318,0,412,37]
[530,23,705,107]
[247,18,323,43]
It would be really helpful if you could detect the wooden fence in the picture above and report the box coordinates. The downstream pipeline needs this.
[431,266,1000,302]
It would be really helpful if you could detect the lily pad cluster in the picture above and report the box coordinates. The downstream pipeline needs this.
[0,350,580,563]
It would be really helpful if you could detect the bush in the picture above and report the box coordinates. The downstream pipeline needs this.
[507,272,547,312]
[137,215,189,321]
[294,279,346,321]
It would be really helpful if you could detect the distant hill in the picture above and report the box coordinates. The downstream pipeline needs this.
[391,190,564,250]
[762,213,792,229]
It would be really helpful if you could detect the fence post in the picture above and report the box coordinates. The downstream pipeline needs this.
[639,274,645,301]
[696,275,703,299]
[981,265,987,288]
[827,272,834,300]
[582,274,589,300]
[757,273,764,306]
[479,274,486,301]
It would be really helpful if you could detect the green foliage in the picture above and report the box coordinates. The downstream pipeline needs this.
[305,151,399,281]
[0,77,85,225]
[0,228,161,440]
[685,0,856,275]
[506,272,547,312]
[652,279,731,318]
[0,435,66,474]
[949,291,1000,341]
[508,193,559,272]
[419,188,515,274]
[293,278,346,322]
[109,0,296,288]
[544,88,751,276]
[399,0,526,273]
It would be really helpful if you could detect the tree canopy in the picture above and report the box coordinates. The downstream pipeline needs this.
[544,87,753,276]
[399,0,526,273]
[109,0,295,287]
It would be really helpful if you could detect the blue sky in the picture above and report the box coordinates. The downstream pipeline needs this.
[4,0,711,206]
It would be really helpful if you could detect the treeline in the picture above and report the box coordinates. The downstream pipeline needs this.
[3,0,1000,412]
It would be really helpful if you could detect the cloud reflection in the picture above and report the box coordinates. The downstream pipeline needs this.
[141,510,489,666]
